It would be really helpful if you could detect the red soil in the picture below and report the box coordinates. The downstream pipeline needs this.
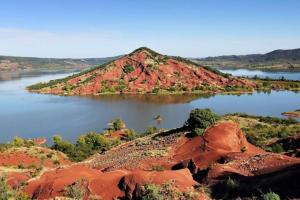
[24,165,198,200]
[171,122,264,169]
[0,148,71,168]
[6,172,31,188]
[15,122,300,199]
[34,48,255,95]
[0,152,42,167]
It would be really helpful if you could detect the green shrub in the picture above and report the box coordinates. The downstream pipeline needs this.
[0,177,14,199]
[124,129,137,141]
[143,126,159,136]
[152,87,160,94]
[225,177,239,190]
[240,146,247,152]
[115,84,127,91]
[193,128,205,136]
[0,177,30,200]
[11,137,34,148]
[262,192,281,200]
[270,143,284,153]
[129,77,138,82]
[141,181,198,200]
[150,164,165,171]
[185,109,219,136]
[52,135,75,156]
[123,64,135,74]
[259,116,297,125]
[111,118,125,131]
[141,183,162,200]
[52,132,121,162]
[12,137,25,147]
[65,179,86,199]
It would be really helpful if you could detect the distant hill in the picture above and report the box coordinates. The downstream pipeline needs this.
[194,48,300,70]
[28,47,254,95]
[0,55,121,73]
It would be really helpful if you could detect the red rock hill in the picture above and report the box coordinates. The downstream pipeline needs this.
[28,47,255,95]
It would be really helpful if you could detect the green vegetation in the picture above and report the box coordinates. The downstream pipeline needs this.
[129,47,162,58]
[228,113,297,125]
[150,164,165,172]
[224,177,239,191]
[129,77,138,82]
[0,137,36,152]
[151,87,160,94]
[11,137,35,147]
[0,55,118,72]
[195,48,300,70]
[240,146,247,152]
[171,56,230,78]
[79,74,96,84]
[110,118,125,131]
[192,84,219,93]
[27,60,115,90]
[262,192,281,200]
[51,118,159,162]
[123,64,135,74]
[142,126,159,136]
[123,128,137,141]
[255,78,300,91]
[0,176,30,200]
[224,113,300,152]
[185,108,220,136]
[65,179,86,199]
[244,124,300,152]
[141,181,198,200]
[52,132,120,162]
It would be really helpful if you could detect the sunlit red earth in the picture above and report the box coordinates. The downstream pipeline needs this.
[1,122,298,199]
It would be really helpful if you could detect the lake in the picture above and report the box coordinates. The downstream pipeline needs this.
[0,71,299,143]
[220,69,300,80]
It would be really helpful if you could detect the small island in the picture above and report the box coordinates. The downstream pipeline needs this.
[27,47,257,95]
[27,47,300,96]
[282,109,300,118]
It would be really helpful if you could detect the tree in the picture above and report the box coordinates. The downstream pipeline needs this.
[12,137,24,147]
[185,109,219,136]
[112,119,125,131]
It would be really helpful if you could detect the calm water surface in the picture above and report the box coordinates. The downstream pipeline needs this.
[0,71,299,142]
[220,69,300,80]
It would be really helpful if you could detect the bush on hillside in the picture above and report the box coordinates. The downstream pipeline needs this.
[262,192,281,200]
[52,132,120,162]
[65,179,86,199]
[0,176,30,200]
[185,109,219,136]
[124,128,137,141]
[142,126,159,136]
[123,64,134,74]
[141,181,198,200]
[11,137,35,147]
[111,118,125,131]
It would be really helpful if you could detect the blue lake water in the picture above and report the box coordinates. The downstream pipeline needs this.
[0,71,299,143]
[220,69,300,80]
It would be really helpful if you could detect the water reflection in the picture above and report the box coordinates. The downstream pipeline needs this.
[0,70,78,81]
[0,72,299,143]
[82,93,213,104]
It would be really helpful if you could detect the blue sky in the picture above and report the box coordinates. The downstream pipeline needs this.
[0,0,300,58]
